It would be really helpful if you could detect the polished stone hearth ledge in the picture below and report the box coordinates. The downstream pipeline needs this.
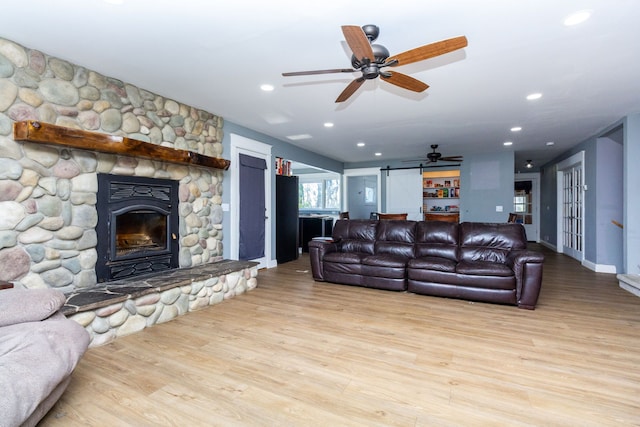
[62,260,258,315]
[63,260,258,315]
[62,260,259,347]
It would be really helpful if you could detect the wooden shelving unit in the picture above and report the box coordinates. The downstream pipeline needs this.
[423,169,460,222]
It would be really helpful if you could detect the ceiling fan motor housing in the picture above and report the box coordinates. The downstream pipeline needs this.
[361,24,379,42]
[351,44,390,67]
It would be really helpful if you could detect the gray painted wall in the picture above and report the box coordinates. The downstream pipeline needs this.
[623,114,640,274]
[459,150,515,223]
[221,121,343,260]
[223,113,640,275]
[539,137,596,252]
[595,137,623,272]
[539,114,638,273]
[346,150,515,223]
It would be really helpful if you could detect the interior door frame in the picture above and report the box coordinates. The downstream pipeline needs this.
[230,134,272,269]
[515,172,540,242]
[556,151,585,261]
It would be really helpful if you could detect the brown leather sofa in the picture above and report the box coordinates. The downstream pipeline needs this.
[309,219,544,309]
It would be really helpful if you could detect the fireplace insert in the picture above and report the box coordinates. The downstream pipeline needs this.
[96,174,179,282]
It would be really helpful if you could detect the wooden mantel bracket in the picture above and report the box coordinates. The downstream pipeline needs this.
[13,121,231,170]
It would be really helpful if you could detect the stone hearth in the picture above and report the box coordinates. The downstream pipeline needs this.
[65,260,258,347]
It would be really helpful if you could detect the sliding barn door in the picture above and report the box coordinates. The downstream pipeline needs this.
[385,169,423,220]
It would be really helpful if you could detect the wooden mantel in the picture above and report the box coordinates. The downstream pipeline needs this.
[13,121,231,170]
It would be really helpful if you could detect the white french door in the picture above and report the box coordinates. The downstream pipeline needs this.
[557,152,585,261]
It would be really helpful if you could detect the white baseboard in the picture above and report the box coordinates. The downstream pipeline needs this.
[582,259,617,274]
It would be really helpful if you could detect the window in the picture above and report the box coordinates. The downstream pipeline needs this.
[299,177,340,210]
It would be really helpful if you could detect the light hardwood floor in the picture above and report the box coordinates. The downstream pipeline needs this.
[41,245,640,426]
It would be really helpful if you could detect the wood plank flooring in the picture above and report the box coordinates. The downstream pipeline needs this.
[40,245,640,426]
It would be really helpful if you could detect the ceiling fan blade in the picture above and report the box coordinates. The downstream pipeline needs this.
[380,71,429,92]
[335,78,365,103]
[388,36,468,67]
[440,156,464,162]
[402,158,433,164]
[342,25,375,63]
[282,68,355,77]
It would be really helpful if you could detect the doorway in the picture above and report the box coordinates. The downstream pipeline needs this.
[347,175,378,219]
[514,173,540,242]
[556,151,585,262]
[343,168,381,218]
[230,134,272,269]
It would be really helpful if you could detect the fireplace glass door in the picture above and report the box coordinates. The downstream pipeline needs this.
[114,208,169,258]
[96,174,179,282]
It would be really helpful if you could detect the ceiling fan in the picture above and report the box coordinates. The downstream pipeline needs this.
[282,25,468,103]
[408,144,463,164]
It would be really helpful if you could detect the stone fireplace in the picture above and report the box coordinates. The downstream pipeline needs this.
[0,37,228,294]
[95,173,179,282]
[0,38,261,349]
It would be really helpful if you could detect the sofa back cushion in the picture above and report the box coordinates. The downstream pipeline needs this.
[333,219,377,254]
[374,220,417,258]
[459,222,527,263]
[415,221,459,261]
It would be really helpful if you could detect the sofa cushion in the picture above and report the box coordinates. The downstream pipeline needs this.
[0,317,89,427]
[362,254,410,268]
[0,288,66,327]
[459,222,527,263]
[333,219,377,241]
[414,221,459,261]
[375,220,417,243]
[324,251,368,264]
[374,220,416,258]
[408,256,457,273]
[456,260,514,277]
[340,239,375,254]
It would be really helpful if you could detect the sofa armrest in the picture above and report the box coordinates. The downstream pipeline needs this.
[309,240,338,281]
[506,250,545,309]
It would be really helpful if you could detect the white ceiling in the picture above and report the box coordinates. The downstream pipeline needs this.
[2,0,640,171]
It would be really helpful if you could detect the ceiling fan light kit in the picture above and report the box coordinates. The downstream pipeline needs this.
[282,24,468,103]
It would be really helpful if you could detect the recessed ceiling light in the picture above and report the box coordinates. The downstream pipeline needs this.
[546,141,555,146]
[324,122,334,128]
[503,141,513,146]
[526,93,542,100]
[510,126,522,132]
[374,152,382,156]
[564,10,592,26]
[357,142,365,147]
[260,84,274,92]
[286,134,312,141]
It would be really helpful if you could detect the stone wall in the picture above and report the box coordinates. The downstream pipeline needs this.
[0,37,226,293]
